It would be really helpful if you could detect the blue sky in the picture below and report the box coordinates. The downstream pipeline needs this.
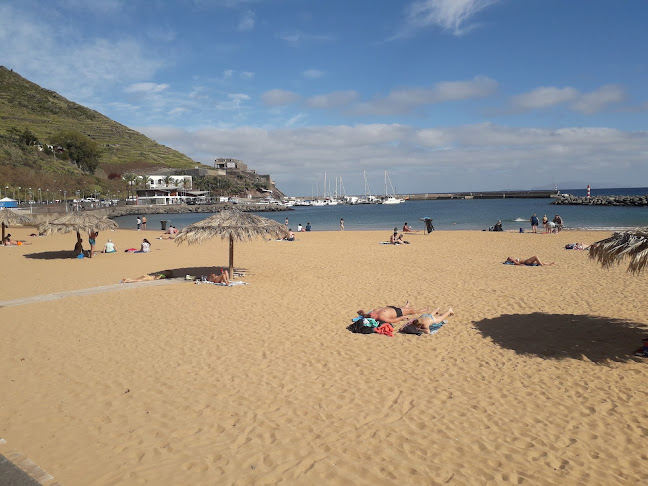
[1,0,647,196]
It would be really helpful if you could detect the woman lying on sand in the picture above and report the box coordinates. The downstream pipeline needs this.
[121,270,173,283]
[358,302,427,324]
[408,308,455,334]
[505,256,553,266]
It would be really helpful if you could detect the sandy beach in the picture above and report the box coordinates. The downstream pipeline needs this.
[1,225,647,485]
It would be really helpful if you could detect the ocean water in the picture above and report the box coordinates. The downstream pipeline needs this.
[112,187,648,232]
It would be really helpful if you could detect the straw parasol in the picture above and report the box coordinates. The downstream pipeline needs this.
[1,208,34,245]
[174,208,289,277]
[589,227,648,275]
[38,212,118,248]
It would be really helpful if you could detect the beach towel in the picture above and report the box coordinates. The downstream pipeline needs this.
[375,323,394,337]
[428,320,448,335]
[351,316,380,328]
[194,280,249,287]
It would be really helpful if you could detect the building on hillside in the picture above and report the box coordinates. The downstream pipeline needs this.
[145,174,193,190]
[213,158,276,190]
[133,187,210,206]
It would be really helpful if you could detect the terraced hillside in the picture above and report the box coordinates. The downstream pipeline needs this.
[0,66,198,169]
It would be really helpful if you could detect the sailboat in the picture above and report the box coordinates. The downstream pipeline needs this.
[382,171,405,204]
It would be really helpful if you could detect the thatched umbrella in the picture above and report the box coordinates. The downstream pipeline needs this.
[589,227,648,275]
[174,208,289,277]
[1,208,34,245]
[38,213,118,251]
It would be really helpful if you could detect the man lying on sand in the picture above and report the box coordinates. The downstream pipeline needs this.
[505,256,553,266]
[357,301,427,324]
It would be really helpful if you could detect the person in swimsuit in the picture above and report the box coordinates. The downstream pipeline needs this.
[408,308,455,334]
[88,230,98,258]
[357,302,428,324]
[505,256,554,266]
[207,269,230,285]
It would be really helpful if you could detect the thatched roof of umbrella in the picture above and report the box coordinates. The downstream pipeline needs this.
[175,208,289,277]
[589,227,648,275]
[38,212,118,238]
[1,208,34,244]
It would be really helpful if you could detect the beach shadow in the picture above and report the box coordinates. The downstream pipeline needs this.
[153,266,249,278]
[474,312,648,363]
[23,250,76,260]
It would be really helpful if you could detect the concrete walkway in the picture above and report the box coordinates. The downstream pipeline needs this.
[0,278,189,308]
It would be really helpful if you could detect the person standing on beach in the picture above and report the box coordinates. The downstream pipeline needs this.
[553,214,563,232]
[88,230,98,258]
[340,218,344,231]
[136,216,141,231]
[530,213,539,233]
[285,217,289,226]
[542,215,549,233]
[142,216,147,230]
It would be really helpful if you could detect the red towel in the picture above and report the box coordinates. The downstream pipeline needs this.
[375,323,394,337]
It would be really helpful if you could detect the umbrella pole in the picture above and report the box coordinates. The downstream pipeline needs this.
[1,222,5,245]
[229,235,234,279]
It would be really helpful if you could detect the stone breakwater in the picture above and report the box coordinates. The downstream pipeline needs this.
[552,194,648,206]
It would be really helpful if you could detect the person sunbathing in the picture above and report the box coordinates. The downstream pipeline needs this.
[207,270,230,285]
[121,270,173,283]
[357,302,428,324]
[408,308,455,334]
[505,256,553,266]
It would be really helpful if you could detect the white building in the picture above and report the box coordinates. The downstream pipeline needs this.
[145,175,192,190]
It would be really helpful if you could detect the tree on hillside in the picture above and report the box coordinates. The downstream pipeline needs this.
[51,130,101,174]
[6,126,39,146]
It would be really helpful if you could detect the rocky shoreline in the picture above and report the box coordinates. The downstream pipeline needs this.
[105,203,292,218]
[552,194,648,206]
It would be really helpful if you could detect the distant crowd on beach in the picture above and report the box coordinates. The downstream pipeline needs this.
[489,213,564,233]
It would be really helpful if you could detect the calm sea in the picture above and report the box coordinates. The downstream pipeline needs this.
[112,187,648,232]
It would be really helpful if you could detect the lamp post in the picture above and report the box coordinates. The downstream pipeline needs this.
[64,190,67,213]
[38,188,42,204]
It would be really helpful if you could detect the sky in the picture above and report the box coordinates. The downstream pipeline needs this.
[1,0,647,196]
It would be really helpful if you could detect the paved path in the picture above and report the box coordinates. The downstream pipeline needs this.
[0,278,189,308]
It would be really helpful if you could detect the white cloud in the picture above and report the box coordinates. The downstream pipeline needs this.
[511,87,579,111]
[240,71,255,79]
[570,85,625,114]
[395,0,500,38]
[303,69,324,79]
[238,9,255,31]
[354,76,497,115]
[261,89,301,106]
[276,31,334,45]
[125,83,170,94]
[306,91,358,109]
[511,85,625,114]
[138,122,648,195]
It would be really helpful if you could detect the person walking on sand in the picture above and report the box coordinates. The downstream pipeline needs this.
[340,218,344,231]
[505,256,554,266]
[357,302,428,324]
[530,213,539,233]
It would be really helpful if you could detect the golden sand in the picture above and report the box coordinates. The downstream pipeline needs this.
[0,225,647,485]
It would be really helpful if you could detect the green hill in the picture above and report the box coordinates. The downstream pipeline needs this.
[0,66,199,170]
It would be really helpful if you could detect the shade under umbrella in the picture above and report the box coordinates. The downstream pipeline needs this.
[174,208,289,277]
[38,213,118,253]
[589,227,648,275]
[1,208,34,245]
